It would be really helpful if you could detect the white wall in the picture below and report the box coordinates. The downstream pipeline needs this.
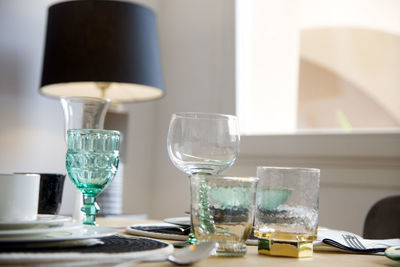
[0,0,66,190]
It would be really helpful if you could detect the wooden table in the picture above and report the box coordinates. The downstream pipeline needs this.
[97,217,396,267]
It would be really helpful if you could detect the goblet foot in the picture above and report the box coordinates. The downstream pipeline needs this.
[81,195,100,225]
[188,233,197,245]
[172,233,198,248]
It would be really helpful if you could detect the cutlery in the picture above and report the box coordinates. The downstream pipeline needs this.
[115,240,218,267]
[318,227,400,254]
[138,225,191,235]
[342,234,367,250]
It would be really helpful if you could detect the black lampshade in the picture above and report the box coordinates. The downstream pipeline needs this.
[40,0,164,103]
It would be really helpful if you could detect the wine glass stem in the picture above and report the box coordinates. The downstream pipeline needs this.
[81,195,99,225]
[198,178,215,234]
[187,174,214,245]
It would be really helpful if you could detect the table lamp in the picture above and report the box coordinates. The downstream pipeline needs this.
[39,0,164,220]
[40,0,164,102]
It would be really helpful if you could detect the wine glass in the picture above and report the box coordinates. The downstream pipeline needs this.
[66,129,120,225]
[167,112,240,176]
[167,112,240,245]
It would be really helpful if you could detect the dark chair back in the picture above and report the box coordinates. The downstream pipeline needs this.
[363,195,400,239]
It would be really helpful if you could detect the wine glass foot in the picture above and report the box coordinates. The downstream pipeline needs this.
[81,195,100,225]
[188,233,197,244]
[172,233,198,248]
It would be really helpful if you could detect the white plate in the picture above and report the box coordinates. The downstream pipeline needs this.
[0,222,81,236]
[163,217,190,227]
[0,215,71,230]
[0,225,116,243]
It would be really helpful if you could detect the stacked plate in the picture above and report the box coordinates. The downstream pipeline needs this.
[0,215,116,243]
[163,217,190,227]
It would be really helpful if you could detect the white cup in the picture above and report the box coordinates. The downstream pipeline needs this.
[0,173,40,222]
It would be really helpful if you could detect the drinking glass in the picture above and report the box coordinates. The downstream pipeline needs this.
[254,167,320,258]
[167,112,240,245]
[66,129,120,225]
[191,174,258,256]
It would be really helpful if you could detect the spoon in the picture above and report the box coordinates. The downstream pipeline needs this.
[115,240,218,266]
[168,240,218,265]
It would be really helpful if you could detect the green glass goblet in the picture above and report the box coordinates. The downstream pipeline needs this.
[66,129,120,225]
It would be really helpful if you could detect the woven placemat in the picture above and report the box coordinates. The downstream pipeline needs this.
[0,235,173,264]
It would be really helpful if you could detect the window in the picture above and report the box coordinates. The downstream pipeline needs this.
[236,0,400,135]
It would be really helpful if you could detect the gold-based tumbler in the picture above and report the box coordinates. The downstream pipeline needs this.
[190,174,258,256]
[254,167,320,258]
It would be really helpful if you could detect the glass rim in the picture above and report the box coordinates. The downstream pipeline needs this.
[60,96,111,103]
[191,174,259,183]
[14,172,66,177]
[67,129,120,136]
[0,173,40,177]
[172,112,237,121]
[257,166,320,173]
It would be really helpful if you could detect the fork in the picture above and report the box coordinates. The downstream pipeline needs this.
[342,234,367,250]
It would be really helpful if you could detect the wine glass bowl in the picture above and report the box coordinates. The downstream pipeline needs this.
[167,112,240,175]
[66,129,120,225]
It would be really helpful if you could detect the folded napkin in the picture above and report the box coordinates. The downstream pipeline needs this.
[315,227,400,254]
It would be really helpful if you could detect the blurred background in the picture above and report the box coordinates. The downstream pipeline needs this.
[0,0,399,235]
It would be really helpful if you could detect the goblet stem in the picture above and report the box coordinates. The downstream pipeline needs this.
[188,173,214,246]
[81,195,100,225]
[198,178,215,234]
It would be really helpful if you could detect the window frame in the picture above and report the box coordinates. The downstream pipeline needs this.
[216,1,400,183]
